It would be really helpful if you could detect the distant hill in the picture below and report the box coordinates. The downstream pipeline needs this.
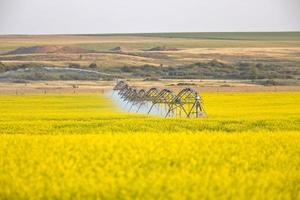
[6,45,96,55]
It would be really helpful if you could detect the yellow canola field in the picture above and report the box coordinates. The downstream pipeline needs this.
[0,92,300,199]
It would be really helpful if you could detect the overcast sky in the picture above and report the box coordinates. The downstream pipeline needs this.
[0,0,299,34]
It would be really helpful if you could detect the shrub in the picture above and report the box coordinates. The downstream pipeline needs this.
[121,66,132,72]
[68,63,81,69]
[0,62,6,72]
[143,77,160,81]
[262,79,279,86]
[89,63,97,69]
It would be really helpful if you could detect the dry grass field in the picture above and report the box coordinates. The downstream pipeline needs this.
[1,33,300,51]
[0,33,299,85]
[1,33,300,68]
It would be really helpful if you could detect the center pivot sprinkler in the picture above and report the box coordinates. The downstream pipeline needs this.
[113,81,206,118]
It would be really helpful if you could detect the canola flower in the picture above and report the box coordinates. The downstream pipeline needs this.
[0,92,299,199]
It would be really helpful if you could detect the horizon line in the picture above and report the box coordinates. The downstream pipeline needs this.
[1,31,300,36]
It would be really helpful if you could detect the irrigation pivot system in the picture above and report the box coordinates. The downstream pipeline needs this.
[113,81,206,118]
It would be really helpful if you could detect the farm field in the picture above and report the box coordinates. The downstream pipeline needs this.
[1,92,300,199]
[2,0,300,199]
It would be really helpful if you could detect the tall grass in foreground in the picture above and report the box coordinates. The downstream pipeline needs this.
[0,92,299,199]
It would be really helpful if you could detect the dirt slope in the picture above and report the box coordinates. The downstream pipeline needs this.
[6,45,96,55]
